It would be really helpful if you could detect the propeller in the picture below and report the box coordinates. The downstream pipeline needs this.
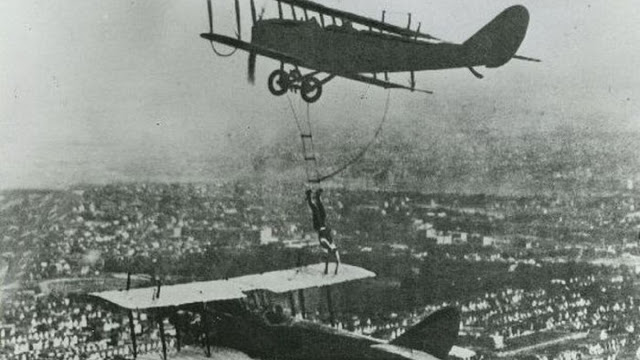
[248,52,257,84]
[247,0,258,84]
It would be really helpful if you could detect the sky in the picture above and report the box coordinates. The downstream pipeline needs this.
[0,0,639,189]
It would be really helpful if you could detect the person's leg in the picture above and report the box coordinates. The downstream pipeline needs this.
[324,252,329,275]
[333,250,341,275]
[315,189,326,226]
[306,190,321,231]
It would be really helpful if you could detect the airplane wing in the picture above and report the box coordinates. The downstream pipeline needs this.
[201,32,303,66]
[91,263,374,309]
[91,280,246,310]
[201,33,432,95]
[230,263,376,293]
[339,73,433,94]
[277,0,440,41]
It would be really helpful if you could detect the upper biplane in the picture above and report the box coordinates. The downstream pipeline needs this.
[200,0,540,102]
[91,263,460,360]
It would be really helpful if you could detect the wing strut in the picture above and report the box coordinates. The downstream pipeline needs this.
[171,311,182,352]
[289,292,297,317]
[235,0,242,39]
[206,0,213,33]
[125,273,138,359]
[298,290,307,319]
[128,311,138,359]
[249,0,257,25]
[201,304,211,357]
[326,287,335,327]
[277,1,283,19]
[158,313,168,360]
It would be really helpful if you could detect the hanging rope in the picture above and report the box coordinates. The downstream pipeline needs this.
[309,90,391,183]
[286,90,392,184]
[209,41,238,57]
[206,0,238,58]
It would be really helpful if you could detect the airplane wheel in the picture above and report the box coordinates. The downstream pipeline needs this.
[268,70,288,96]
[301,77,322,103]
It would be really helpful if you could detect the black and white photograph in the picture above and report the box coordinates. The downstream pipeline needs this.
[1,0,639,359]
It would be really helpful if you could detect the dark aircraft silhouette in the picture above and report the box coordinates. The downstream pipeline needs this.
[91,263,461,360]
[201,0,540,102]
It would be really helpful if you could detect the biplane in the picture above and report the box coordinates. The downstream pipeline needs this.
[91,263,460,360]
[200,0,540,102]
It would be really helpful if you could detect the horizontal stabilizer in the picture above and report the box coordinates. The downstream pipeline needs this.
[389,306,460,359]
[513,54,541,62]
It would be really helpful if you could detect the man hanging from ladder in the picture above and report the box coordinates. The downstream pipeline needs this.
[306,189,340,275]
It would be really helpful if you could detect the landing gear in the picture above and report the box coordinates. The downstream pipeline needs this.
[268,69,289,96]
[267,68,327,103]
[301,77,322,103]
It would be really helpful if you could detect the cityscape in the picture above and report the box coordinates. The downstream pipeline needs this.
[2,174,640,360]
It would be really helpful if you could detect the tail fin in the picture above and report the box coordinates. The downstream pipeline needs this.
[463,5,530,68]
[390,306,460,359]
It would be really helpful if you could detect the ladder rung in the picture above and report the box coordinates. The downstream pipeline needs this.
[304,156,316,161]
[300,134,313,138]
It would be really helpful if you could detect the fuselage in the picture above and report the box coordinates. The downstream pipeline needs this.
[251,19,474,74]
[209,303,436,360]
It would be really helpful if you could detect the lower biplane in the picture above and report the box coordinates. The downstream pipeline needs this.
[201,0,540,102]
[91,263,460,360]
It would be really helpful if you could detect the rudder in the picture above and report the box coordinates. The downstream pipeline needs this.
[389,306,460,359]
[463,5,530,68]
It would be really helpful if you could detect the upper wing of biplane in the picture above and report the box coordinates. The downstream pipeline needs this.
[276,0,441,41]
[91,279,246,310]
[91,263,375,309]
[231,263,376,293]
